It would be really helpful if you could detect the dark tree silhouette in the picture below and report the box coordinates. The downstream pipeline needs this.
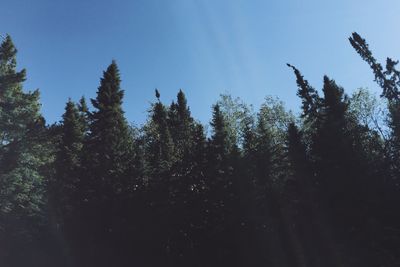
[1,33,400,267]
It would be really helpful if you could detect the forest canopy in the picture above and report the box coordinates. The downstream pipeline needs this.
[0,32,400,267]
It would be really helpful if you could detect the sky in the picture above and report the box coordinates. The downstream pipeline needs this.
[2,0,400,125]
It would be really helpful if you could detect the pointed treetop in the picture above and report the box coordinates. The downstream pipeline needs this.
[287,63,320,118]
[78,96,88,113]
[177,89,185,104]
[0,34,26,83]
[322,76,345,104]
[211,103,227,139]
[176,89,191,119]
[349,32,399,100]
[0,34,17,62]
[177,89,187,108]
[63,99,78,119]
[91,61,124,111]
[155,88,160,100]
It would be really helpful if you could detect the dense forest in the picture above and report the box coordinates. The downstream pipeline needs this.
[1,32,400,267]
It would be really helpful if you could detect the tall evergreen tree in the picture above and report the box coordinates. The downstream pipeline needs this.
[80,61,135,266]
[52,99,86,222]
[287,64,321,120]
[85,60,134,199]
[0,35,46,231]
[349,32,400,178]
[287,123,308,182]
[146,90,175,178]
[141,90,176,266]
[77,96,90,134]
[254,112,273,190]
[204,104,240,266]
[0,35,50,265]
[349,32,400,265]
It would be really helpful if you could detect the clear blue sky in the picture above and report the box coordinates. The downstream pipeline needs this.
[2,0,400,125]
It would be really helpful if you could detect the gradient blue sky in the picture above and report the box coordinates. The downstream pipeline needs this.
[2,0,400,124]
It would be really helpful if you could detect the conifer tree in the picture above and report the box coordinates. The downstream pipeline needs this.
[146,90,174,178]
[175,90,194,152]
[168,90,195,173]
[254,112,273,189]
[0,35,51,266]
[0,35,47,235]
[349,33,400,265]
[85,61,134,199]
[286,122,312,207]
[77,96,90,134]
[80,61,135,266]
[308,77,370,237]
[209,104,230,168]
[349,32,400,177]
[287,64,321,120]
[287,123,307,176]
[142,90,176,265]
[52,99,86,221]
[204,104,239,265]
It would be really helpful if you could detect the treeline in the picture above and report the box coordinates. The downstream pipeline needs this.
[1,33,400,267]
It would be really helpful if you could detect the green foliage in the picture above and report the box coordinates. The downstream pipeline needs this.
[350,32,400,178]
[85,61,135,198]
[145,90,175,177]
[2,33,400,267]
[52,99,86,219]
[287,63,321,119]
[216,93,253,149]
[0,35,48,239]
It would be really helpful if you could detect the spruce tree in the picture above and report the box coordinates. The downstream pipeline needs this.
[0,35,50,264]
[146,90,174,178]
[286,122,313,210]
[287,64,321,120]
[286,122,314,206]
[85,60,133,199]
[166,90,203,265]
[168,90,194,171]
[205,104,238,266]
[0,35,46,231]
[209,104,230,168]
[349,33,400,265]
[52,99,86,222]
[254,112,273,190]
[142,90,176,265]
[349,32,400,178]
[81,61,135,266]
[77,96,90,134]
[308,77,370,241]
